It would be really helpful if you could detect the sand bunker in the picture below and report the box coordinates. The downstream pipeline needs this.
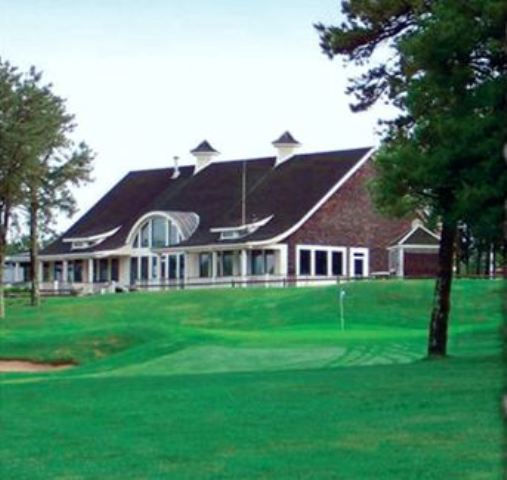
[0,360,75,373]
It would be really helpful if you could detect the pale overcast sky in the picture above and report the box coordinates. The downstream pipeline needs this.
[1,0,388,231]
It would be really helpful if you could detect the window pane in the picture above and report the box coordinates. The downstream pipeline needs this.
[152,217,166,247]
[130,257,138,283]
[251,250,264,275]
[111,259,119,282]
[199,253,211,278]
[151,256,158,279]
[161,256,166,279]
[74,260,83,282]
[141,257,149,280]
[141,222,150,248]
[54,262,63,281]
[265,250,275,275]
[99,259,109,282]
[332,252,343,276]
[219,251,234,277]
[133,233,140,249]
[299,250,311,275]
[354,259,364,277]
[169,221,180,245]
[168,255,177,279]
[315,251,328,276]
[179,255,185,279]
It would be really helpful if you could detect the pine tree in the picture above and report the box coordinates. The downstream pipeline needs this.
[316,0,507,356]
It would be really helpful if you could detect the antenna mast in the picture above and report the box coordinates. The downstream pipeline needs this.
[241,161,246,225]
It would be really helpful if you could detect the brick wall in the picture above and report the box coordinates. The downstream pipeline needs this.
[285,160,412,275]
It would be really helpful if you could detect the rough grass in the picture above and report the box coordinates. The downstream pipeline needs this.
[0,279,503,479]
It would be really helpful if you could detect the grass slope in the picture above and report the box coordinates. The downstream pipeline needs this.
[0,280,503,479]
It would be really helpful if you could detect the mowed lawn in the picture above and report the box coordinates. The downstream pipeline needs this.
[0,280,503,479]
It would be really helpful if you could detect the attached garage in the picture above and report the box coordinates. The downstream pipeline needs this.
[388,223,440,278]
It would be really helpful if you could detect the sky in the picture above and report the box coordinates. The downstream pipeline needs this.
[1,0,389,232]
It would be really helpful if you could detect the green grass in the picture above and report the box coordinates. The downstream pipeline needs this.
[0,279,503,479]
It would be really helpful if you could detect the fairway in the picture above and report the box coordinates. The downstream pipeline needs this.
[0,280,503,479]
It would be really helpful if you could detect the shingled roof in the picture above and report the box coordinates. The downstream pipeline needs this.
[42,146,373,255]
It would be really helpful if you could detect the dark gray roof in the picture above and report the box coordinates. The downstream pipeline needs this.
[190,140,219,154]
[272,131,300,145]
[42,147,373,255]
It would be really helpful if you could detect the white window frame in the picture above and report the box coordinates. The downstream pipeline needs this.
[349,247,369,278]
[295,245,347,277]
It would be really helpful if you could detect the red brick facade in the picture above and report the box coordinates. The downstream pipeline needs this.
[285,160,412,275]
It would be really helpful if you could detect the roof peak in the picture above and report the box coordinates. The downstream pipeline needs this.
[190,140,219,154]
[272,131,300,146]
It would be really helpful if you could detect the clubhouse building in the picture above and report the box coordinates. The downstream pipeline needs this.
[39,132,439,292]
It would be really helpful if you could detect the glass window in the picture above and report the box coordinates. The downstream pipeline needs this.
[54,261,63,282]
[332,251,343,276]
[251,250,265,275]
[169,221,180,245]
[265,250,275,275]
[152,217,166,248]
[43,262,51,282]
[151,256,158,279]
[99,259,109,282]
[141,222,150,248]
[133,233,140,249]
[199,253,212,278]
[179,254,185,279]
[74,260,83,283]
[299,250,311,275]
[218,251,234,277]
[111,259,119,282]
[130,257,138,284]
[161,256,167,279]
[315,250,328,276]
[168,255,177,279]
[67,261,74,282]
[141,257,149,280]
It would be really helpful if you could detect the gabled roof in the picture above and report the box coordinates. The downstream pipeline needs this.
[42,146,373,255]
[390,224,440,247]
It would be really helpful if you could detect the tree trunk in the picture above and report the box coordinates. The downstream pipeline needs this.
[0,244,5,319]
[29,196,40,307]
[427,220,457,357]
[475,247,482,276]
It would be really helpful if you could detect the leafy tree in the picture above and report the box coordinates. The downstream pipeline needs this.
[316,0,507,356]
[0,60,39,318]
[20,68,93,306]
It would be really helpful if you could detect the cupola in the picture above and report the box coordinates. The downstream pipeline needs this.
[272,131,301,166]
[191,140,219,173]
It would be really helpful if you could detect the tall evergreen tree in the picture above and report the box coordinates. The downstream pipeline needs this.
[316,0,507,356]
[19,68,93,306]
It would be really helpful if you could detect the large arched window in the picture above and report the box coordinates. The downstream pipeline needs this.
[131,215,182,249]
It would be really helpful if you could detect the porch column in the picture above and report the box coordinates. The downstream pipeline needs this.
[62,260,68,284]
[211,251,218,280]
[38,260,44,283]
[14,262,20,283]
[240,250,248,277]
[87,258,94,283]
[157,254,162,283]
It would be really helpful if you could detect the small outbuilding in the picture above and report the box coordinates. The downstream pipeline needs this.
[388,223,440,278]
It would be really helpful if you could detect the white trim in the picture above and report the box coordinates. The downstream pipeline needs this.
[125,211,184,246]
[295,244,347,277]
[349,247,369,277]
[387,244,440,250]
[396,224,440,246]
[63,226,121,243]
[210,215,274,233]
